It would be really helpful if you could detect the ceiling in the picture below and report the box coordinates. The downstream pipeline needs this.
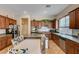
[0,4,69,20]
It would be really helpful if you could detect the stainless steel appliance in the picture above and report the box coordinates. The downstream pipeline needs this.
[6,24,20,38]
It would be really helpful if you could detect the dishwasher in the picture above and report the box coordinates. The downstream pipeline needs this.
[59,38,66,51]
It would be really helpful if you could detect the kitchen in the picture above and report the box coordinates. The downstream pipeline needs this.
[0,4,79,54]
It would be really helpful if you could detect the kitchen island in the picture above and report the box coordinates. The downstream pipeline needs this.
[8,33,48,54]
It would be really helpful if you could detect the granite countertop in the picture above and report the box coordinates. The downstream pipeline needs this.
[24,33,43,39]
[52,32,79,44]
[0,34,12,37]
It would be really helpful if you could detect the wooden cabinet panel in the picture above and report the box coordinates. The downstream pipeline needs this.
[1,38,7,49]
[66,45,75,54]
[6,35,12,46]
[6,17,10,28]
[75,9,79,29]
[65,40,75,54]
[0,41,2,50]
[9,19,16,25]
[65,39,79,54]
[51,33,59,46]
[0,15,6,28]
[69,11,76,29]
[69,8,79,29]
[0,37,7,50]
[0,35,12,50]
[52,19,56,28]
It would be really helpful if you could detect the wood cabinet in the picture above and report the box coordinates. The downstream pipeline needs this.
[52,19,56,28]
[51,33,79,54]
[0,35,12,50]
[6,35,12,46]
[0,37,7,50]
[65,39,79,54]
[6,17,10,28]
[0,15,16,29]
[9,19,16,25]
[0,15,6,29]
[69,8,79,29]
[65,40,75,54]
[31,21,41,27]
[51,33,60,46]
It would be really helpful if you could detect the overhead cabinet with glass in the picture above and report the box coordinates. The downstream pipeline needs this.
[69,8,79,29]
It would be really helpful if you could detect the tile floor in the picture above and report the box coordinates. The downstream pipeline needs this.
[47,40,65,54]
[0,40,65,54]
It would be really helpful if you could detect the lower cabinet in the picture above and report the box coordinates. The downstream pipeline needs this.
[51,33,60,46]
[65,39,79,54]
[75,47,79,54]
[6,35,12,46]
[51,33,79,54]
[65,40,75,54]
[0,35,12,50]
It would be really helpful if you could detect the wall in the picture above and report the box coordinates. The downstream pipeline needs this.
[56,4,79,36]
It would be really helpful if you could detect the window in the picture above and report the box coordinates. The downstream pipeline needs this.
[59,15,72,35]
[65,16,69,27]
[59,17,65,27]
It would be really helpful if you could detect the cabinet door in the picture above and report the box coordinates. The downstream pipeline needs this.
[66,45,75,54]
[75,9,79,29]
[6,35,12,46]
[0,16,6,28]
[0,41,2,50]
[1,37,7,49]
[52,20,56,28]
[6,17,10,28]
[69,11,76,29]
[65,40,75,54]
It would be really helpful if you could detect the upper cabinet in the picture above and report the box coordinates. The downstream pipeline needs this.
[9,19,16,25]
[0,15,16,29]
[52,19,56,28]
[0,15,6,29]
[6,17,10,28]
[69,8,79,29]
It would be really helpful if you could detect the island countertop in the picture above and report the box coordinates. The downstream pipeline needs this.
[24,33,43,39]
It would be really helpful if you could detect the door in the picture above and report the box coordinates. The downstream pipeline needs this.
[21,18,29,37]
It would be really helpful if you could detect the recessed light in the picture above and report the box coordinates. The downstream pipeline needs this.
[46,5,51,8]
[23,11,27,14]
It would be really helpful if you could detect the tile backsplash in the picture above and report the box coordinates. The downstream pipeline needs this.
[0,29,6,34]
